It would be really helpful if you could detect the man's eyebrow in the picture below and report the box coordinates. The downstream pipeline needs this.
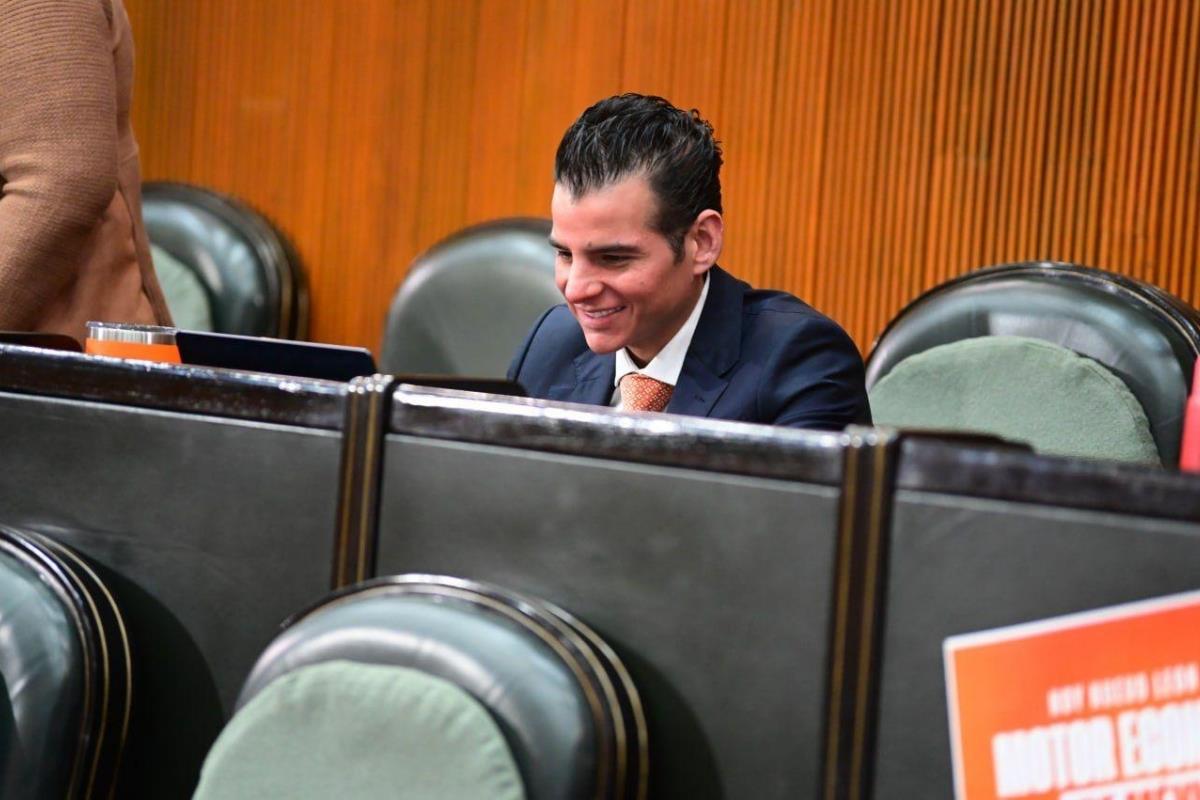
[547,237,644,255]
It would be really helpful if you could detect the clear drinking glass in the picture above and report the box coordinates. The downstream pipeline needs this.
[84,321,181,364]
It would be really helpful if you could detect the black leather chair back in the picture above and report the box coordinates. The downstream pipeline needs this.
[380,218,561,377]
[237,575,646,800]
[866,262,1200,465]
[142,182,309,339]
[0,527,131,800]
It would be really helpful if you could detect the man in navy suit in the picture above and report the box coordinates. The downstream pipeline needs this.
[508,94,871,430]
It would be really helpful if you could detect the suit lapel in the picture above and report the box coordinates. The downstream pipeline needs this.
[667,266,745,418]
[548,349,615,405]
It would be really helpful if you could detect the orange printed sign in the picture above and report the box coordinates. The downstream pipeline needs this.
[945,591,1200,800]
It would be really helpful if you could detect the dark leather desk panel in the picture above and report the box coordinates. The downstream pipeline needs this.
[376,434,840,799]
[873,489,1200,799]
[0,391,339,796]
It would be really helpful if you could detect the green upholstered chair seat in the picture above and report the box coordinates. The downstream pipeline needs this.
[869,335,1160,464]
[151,242,215,331]
[865,261,1200,465]
[193,660,525,800]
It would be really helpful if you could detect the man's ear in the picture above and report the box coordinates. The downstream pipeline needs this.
[689,210,724,276]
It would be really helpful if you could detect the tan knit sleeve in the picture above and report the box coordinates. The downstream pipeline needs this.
[0,0,119,329]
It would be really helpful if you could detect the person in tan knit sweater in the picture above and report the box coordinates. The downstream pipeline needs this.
[0,0,172,342]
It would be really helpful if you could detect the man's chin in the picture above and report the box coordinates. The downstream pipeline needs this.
[581,333,624,355]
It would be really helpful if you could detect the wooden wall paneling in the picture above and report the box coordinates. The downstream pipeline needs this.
[128,2,199,179]
[811,1,843,320]
[714,0,783,308]
[315,2,430,348]
[1140,0,1174,280]
[514,0,626,218]
[979,0,1010,263]
[1066,0,1092,263]
[1099,0,1141,272]
[866,0,897,336]
[180,1,221,186]
[514,0,581,213]
[567,0,628,111]
[1156,0,1191,298]
[962,0,996,274]
[1065,0,1105,268]
[924,0,964,288]
[237,1,338,341]
[123,0,1200,354]
[185,2,240,191]
[212,2,323,340]
[811,0,861,337]
[1152,0,1182,287]
[993,0,1032,263]
[665,0,728,120]
[951,0,978,275]
[622,0,677,95]
[1154,0,1186,289]
[868,2,902,347]
[1128,0,1156,273]
[129,0,343,340]
[1128,0,1166,280]
[275,4,338,327]
[857,0,891,344]
[934,0,963,275]
[899,0,942,317]
[1171,2,1200,302]
[413,1,481,254]
[1039,0,1073,262]
[1065,0,1093,262]
[1166,0,1195,303]
[465,0,531,222]
[765,0,832,303]
[1081,0,1117,270]
[871,0,909,333]
[1078,0,1111,266]
[1023,0,1056,262]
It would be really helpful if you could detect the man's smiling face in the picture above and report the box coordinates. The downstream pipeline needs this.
[550,174,706,365]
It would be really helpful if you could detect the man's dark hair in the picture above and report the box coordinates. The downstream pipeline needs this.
[555,93,723,258]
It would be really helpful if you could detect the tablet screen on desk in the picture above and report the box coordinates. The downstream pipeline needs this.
[176,331,526,395]
[0,332,83,352]
[176,330,377,382]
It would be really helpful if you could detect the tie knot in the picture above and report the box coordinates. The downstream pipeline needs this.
[620,373,674,413]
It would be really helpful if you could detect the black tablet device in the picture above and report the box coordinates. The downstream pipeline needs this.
[176,330,377,382]
[176,330,526,396]
[0,332,83,352]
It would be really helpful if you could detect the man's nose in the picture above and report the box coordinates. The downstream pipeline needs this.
[561,264,602,304]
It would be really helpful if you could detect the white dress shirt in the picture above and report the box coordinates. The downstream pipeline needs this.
[611,273,711,409]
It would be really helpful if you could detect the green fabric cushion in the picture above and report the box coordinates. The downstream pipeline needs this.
[869,335,1161,464]
[151,243,214,331]
[192,660,525,800]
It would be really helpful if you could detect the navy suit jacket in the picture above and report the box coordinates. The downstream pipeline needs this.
[507,266,871,430]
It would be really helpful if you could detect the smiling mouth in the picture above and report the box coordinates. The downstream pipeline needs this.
[579,306,626,319]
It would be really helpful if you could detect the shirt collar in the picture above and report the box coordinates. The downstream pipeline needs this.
[613,273,710,388]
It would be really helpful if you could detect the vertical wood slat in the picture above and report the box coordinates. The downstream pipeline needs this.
[1156,0,1189,298]
[718,1,783,300]
[123,0,1200,354]
[1173,3,1200,302]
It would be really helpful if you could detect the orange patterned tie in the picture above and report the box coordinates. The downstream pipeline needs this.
[620,373,674,413]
